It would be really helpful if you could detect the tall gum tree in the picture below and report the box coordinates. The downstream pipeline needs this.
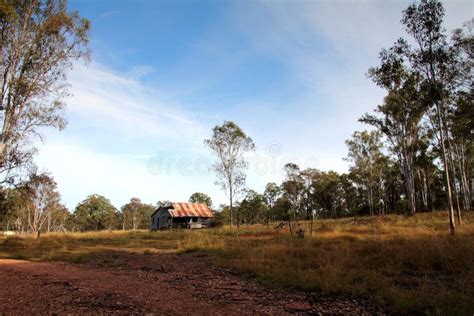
[345,131,386,216]
[0,0,90,184]
[365,0,472,234]
[362,63,424,215]
[204,121,255,227]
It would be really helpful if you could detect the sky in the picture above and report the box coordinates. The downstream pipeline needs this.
[35,0,473,210]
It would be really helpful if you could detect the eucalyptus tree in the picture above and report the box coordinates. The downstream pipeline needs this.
[189,192,213,208]
[0,1,90,184]
[345,131,386,216]
[121,198,154,230]
[339,173,360,214]
[449,21,473,212]
[237,190,267,225]
[311,170,345,218]
[156,200,172,208]
[263,182,281,222]
[46,203,69,232]
[15,172,61,237]
[372,0,473,234]
[451,92,473,212]
[414,133,441,212]
[281,163,304,220]
[204,121,255,226]
[73,194,118,231]
[362,64,424,215]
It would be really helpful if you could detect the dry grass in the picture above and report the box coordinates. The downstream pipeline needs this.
[1,211,473,315]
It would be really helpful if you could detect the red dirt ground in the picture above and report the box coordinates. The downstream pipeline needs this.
[0,253,386,315]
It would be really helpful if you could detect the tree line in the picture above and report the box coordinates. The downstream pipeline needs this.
[0,179,217,234]
[0,181,154,234]
[207,1,473,235]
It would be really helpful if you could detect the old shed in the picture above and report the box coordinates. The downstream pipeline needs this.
[150,202,214,230]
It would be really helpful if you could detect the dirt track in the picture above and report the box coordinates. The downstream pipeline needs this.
[0,253,386,315]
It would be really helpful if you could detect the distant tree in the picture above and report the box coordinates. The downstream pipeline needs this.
[121,198,141,230]
[213,204,230,227]
[73,194,118,231]
[15,172,61,237]
[273,196,292,221]
[263,182,281,222]
[280,163,306,238]
[0,1,90,185]
[237,190,267,225]
[121,198,154,230]
[204,121,255,226]
[311,170,345,218]
[300,168,321,234]
[339,173,361,214]
[139,204,155,229]
[47,203,69,233]
[189,192,212,208]
[345,131,386,215]
[156,200,172,208]
[281,163,304,220]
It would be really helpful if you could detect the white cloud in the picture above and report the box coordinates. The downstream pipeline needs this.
[128,65,155,79]
[35,62,226,209]
[66,62,208,146]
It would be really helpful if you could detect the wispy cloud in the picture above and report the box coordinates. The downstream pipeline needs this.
[99,10,120,19]
[66,62,208,148]
[36,62,220,208]
[223,0,473,170]
[128,65,155,79]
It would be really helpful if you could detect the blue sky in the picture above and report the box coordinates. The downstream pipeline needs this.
[35,0,473,210]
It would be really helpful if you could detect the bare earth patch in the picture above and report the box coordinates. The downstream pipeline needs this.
[0,253,386,315]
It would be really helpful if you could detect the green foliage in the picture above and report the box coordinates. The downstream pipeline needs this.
[1,172,66,234]
[263,183,281,221]
[188,192,212,207]
[212,204,230,227]
[311,170,346,218]
[73,194,119,231]
[345,131,388,215]
[363,0,474,233]
[0,0,90,184]
[156,200,172,208]
[204,121,255,226]
[236,190,268,225]
[121,198,155,230]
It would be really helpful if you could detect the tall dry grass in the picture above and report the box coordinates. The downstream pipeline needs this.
[0,211,473,315]
[178,212,474,315]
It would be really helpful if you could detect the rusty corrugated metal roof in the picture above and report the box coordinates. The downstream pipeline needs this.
[168,202,214,218]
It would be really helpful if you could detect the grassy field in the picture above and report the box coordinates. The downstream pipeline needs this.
[1,211,473,315]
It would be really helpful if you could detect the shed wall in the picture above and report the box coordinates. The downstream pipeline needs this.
[150,209,172,230]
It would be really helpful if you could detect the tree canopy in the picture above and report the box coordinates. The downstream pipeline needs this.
[189,192,212,208]
[73,194,118,231]
[204,121,255,226]
[0,0,90,185]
